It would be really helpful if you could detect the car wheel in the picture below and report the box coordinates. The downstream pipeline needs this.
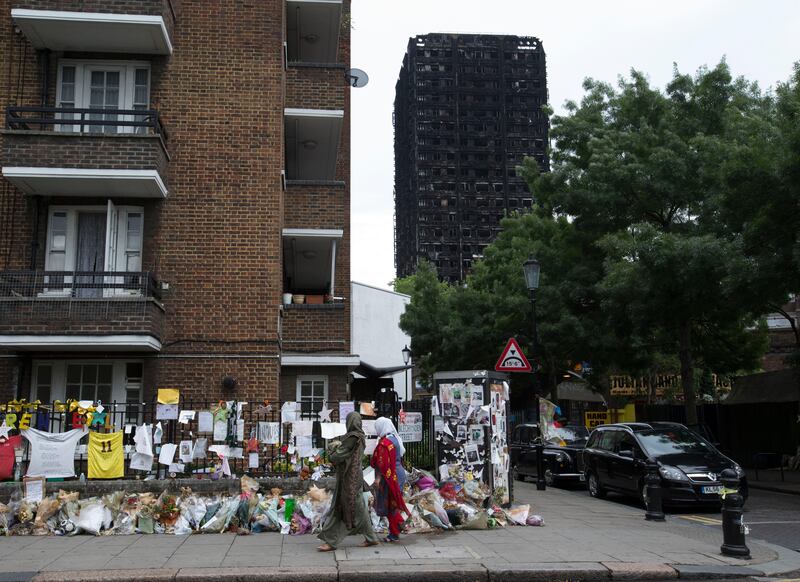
[587,472,606,499]
[512,465,525,482]
[544,469,555,487]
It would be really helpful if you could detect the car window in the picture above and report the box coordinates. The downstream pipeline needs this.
[512,426,521,444]
[616,433,642,456]
[637,427,715,457]
[598,430,621,451]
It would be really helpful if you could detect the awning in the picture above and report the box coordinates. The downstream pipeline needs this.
[2,167,168,199]
[11,9,172,55]
[556,381,606,403]
[723,369,800,405]
[353,361,412,380]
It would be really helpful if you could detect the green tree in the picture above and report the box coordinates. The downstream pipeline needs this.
[525,62,773,424]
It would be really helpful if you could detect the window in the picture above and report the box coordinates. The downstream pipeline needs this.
[34,364,53,403]
[44,203,144,295]
[31,360,143,408]
[66,363,113,403]
[297,376,328,417]
[56,61,150,133]
[125,363,144,423]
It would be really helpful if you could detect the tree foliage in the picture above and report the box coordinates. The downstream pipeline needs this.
[399,61,799,418]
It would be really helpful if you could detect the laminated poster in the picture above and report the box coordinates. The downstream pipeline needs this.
[456,425,467,441]
[362,419,376,436]
[338,401,355,421]
[248,452,259,469]
[469,425,483,443]
[213,420,228,442]
[179,440,194,463]
[320,422,346,439]
[258,422,280,445]
[359,402,375,417]
[158,443,177,465]
[192,438,208,459]
[464,443,480,466]
[156,404,179,421]
[157,388,180,405]
[364,437,378,456]
[129,452,153,472]
[178,410,196,425]
[197,411,213,433]
[281,402,300,424]
[168,463,185,474]
[291,420,314,437]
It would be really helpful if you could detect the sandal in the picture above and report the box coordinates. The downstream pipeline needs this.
[382,534,399,543]
[360,540,380,547]
[317,544,335,552]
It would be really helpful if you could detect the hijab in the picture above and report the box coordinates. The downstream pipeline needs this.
[375,416,405,457]
[343,411,365,445]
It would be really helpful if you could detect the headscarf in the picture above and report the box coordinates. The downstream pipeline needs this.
[343,411,366,445]
[375,416,405,457]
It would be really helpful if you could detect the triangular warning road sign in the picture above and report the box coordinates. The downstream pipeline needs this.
[495,338,532,372]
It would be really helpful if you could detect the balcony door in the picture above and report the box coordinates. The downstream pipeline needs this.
[86,67,122,134]
[56,61,150,133]
[75,210,107,298]
[45,204,143,296]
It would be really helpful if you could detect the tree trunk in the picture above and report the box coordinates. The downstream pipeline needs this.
[678,321,698,427]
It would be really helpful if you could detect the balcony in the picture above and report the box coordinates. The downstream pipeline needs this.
[2,106,169,198]
[11,1,174,55]
[0,271,164,351]
[284,108,343,182]
[286,0,342,64]
[282,228,342,299]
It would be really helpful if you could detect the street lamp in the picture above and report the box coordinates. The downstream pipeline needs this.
[522,255,546,491]
[402,345,412,401]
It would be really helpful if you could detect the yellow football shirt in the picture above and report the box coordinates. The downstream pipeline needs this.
[88,432,124,479]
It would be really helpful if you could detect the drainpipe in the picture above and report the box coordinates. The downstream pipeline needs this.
[39,49,49,106]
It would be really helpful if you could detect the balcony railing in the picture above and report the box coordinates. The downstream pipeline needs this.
[0,270,162,323]
[6,106,167,140]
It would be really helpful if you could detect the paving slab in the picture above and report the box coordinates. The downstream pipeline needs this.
[0,574,36,582]
[486,562,610,581]
[671,563,765,579]
[601,562,677,580]
[338,563,487,582]
[32,569,177,582]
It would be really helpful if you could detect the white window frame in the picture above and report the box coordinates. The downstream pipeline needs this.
[56,60,151,133]
[296,375,328,415]
[30,359,144,407]
[43,203,144,296]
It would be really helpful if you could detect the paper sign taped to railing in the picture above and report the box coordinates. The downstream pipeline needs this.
[398,412,423,443]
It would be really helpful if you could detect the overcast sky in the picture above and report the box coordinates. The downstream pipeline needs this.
[349,0,799,290]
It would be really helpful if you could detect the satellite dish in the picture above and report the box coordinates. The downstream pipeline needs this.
[344,68,369,88]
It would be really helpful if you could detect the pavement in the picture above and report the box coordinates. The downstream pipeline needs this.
[0,480,799,581]
[746,468,800,496]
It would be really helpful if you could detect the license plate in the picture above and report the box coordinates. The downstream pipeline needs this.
[702,485,722,494]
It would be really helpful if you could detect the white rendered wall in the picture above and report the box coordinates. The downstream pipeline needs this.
[351,282,412,400]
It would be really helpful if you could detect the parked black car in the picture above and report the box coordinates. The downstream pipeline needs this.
[582,422,748,507]
[510,423,589,486]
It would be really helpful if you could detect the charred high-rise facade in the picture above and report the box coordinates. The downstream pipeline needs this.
[394,34,549,282]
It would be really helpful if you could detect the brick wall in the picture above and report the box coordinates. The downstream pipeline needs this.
[0,299,165,339]
[0,357,22,401]
[0,0,353,403]
[279,365,349,402]
[286,66,346,110]
[2,132,169,188]
[281,305,348,353]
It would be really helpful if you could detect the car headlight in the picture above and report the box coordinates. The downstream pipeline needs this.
[658,465,689,482]
[733,464,745,478]
[556,452,568,463]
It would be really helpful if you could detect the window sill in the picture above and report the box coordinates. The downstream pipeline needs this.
[285,179,346,188]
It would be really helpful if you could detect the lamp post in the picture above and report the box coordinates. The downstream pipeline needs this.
[522,255,546,491]
[402,344,412,402]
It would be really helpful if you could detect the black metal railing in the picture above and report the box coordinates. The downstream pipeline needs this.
[6,106,167,140]
[0,270,161,301]
[0,270,162,323]
[7,397,436,480]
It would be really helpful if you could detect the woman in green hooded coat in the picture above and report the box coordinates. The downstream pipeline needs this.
[317,411,379,551]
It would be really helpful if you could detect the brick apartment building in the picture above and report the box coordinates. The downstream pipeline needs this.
[394,33,549,282]
[0,0,356,409]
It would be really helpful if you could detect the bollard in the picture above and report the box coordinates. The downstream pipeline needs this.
[644,459,665,521]
[720,468,751,559]
[535,442,546,491]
